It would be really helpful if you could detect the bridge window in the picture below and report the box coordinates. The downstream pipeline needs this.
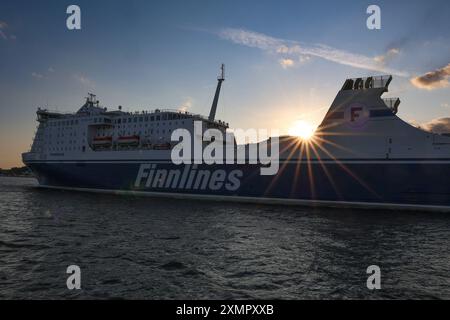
[354,78,363,90]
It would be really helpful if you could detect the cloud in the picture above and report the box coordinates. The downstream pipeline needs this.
[31,72,44,79]
[0,20,15,40]
[218,28,409,76]
[279,58,294,69]
[279,56,310,69]
[31,67,56,80]
[178,97,193,112]
[0,21,8,40]
[74,74,95,88]
[407,119,420,128]
[410,63,450,90]
[374,48,400,65]
[421,117,450,134]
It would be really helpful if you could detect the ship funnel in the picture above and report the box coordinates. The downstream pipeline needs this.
[208,64,225,121]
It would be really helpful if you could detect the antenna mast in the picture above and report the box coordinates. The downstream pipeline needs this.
[218,63,225,81]
[208,64,225,121]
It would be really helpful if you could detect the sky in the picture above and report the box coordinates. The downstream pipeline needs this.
[0,0,449,168]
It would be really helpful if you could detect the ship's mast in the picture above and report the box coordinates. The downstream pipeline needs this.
[87,92,99,106]
[208,64,225,121]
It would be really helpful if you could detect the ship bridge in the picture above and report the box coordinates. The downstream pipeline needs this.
[341,75,392,91]
[337,75,401,115]
[77,93,107,115]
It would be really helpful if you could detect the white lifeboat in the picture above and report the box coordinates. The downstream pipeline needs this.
[118,135,140,145]
[92,136,112,146]
[153,142,171,150]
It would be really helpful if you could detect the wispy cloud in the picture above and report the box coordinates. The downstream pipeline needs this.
[374,48,400,65]
[218,28,409,76]
[279,58,294,69]
[31,67,56,80]
[31,72,44,79]
[74,74,95,88]
[0,20,16,40]
[278,56,311,69]
[410,63,450,90]
[0,21,8,40]
[422,117,450,134]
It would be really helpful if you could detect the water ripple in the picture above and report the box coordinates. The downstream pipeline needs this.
[0,177,449,299]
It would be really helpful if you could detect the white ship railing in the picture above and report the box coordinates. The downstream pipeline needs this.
[117,108,229,127]
[37,107,229,127]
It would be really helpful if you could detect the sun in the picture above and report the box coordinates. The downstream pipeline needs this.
[288,120,316,140]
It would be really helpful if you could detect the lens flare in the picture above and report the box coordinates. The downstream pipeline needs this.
[288,120,316,140]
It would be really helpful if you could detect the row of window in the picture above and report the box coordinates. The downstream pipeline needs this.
[50,133,77,138]
[48,146,83,152]
[96,129,172,137]
[48,113,193,128]
[115,121,184,129]
[114,113,190,124]
[48,120,186,133]
[50,127,77,132]
[49,139,85,145]
[49,120,79,126]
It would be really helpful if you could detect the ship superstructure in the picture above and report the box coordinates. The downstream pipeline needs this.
[30,65,228,160]
[31,94,228,153]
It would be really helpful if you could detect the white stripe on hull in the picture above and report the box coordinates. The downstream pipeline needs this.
[25,160,450,164]
[37,185,450,213]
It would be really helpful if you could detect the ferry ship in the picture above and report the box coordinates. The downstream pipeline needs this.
[22,66,450,211]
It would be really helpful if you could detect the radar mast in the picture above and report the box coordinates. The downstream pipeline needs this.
[208,64,225,121]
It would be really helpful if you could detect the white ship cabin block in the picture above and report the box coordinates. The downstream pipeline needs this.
[30,94,229,156]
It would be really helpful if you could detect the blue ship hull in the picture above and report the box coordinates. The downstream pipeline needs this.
[26,160,450,210]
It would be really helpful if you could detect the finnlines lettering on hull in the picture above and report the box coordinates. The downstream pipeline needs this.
[22,69,450,211]
[134,164,242,191]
